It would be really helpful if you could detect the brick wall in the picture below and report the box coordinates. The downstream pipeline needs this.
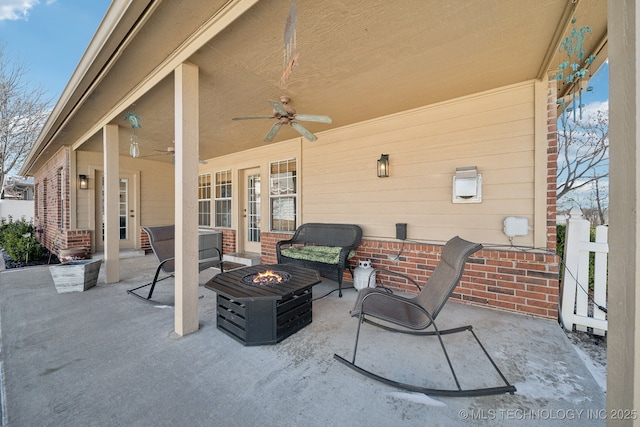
[33,147,93,256]
[140,229,151,253]
[261,233,559,319]
[363,240,557,319]
[218,228,237,255]
[261,231,286,264]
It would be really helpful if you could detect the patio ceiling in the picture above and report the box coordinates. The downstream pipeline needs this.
[22,0,607,172]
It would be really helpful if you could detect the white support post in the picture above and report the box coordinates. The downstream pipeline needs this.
[608,0,640,415]
[174,62,200,336]
[103,124,120,283]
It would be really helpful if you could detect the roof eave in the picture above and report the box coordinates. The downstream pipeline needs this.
[19,0,152,176]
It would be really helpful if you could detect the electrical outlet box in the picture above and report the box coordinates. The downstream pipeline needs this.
[503,216,529,237]
[396,223,407,240]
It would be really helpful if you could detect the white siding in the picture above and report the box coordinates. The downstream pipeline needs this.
[75,151,176,229]
[301,82,538,245]
[134,81,544,247]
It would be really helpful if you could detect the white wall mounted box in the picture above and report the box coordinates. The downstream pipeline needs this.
[503,216,529,237]
[452,166,482,203]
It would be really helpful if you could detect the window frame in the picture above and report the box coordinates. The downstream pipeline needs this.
[198,173,212,227]
[214,170,232,228]
[269,158,297,233]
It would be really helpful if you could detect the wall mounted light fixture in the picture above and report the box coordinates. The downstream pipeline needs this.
[377,154,389,178]
[78,174,89,190]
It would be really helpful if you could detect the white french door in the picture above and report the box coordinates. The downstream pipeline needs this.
[241,168,261,253]
[95,171,137,251]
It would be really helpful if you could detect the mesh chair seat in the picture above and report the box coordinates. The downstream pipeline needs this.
[334,236,516,397]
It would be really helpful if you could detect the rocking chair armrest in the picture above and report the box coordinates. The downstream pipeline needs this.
[158,257,176,271]
[358,290,435,330]
[377,268,421,291]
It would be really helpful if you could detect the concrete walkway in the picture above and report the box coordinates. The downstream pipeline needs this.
[0,255,606,426]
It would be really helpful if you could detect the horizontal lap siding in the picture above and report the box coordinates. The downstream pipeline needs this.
[302,82,536,245]
[139,160,175,226]
[76,152,176,228]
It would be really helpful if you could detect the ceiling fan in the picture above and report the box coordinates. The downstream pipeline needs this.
[233,96,332,142]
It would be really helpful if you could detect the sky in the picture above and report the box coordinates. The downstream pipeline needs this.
[580,60,609,112]
[0,0,111,102]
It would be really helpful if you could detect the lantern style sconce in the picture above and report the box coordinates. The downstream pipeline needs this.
[78,174,89,190]
[377,154,389,178]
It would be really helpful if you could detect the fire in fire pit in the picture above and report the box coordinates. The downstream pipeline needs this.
[241,269,291,286]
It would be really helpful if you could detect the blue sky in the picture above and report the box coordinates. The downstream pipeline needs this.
[0,0,111,102]
[583,61,609,105]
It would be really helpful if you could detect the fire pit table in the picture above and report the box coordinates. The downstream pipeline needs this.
[205,264,320,346]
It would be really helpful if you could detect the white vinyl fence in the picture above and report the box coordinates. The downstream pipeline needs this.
[0,199,34,223]
[560,207,608,336]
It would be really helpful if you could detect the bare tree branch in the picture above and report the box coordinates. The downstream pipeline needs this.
[0,42,51,189]
[556,109,609,200]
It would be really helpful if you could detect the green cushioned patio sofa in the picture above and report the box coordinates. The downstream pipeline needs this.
[276,223,363,297]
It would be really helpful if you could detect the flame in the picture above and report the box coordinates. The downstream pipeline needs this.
[252,270,284,283]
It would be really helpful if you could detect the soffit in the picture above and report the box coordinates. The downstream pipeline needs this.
[27,0,608,169]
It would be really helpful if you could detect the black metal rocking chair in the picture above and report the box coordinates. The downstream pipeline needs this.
[334,236,517,397]
[127,226,225,302]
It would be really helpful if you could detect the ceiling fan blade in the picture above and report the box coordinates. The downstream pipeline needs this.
[293,114,332,124]
[141,152,169,158]
[232,116,275,120]
[264,122,283,142]
[268,100,289,116]
[291,122,318,142]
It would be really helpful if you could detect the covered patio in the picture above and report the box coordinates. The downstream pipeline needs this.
[0,256,605,426]
[19,0,640,417]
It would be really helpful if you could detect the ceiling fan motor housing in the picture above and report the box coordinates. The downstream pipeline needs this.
[233,95,332,142]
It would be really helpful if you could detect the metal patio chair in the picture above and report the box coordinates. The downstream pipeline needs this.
[127,225,224,302]
[334,236,517,397]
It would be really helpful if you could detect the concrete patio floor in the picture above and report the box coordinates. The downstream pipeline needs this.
[0,254,606,426]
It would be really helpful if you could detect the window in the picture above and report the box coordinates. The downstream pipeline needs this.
[119,179,128,239]
[198,174,212,227]
[214,170,232,228]
[270,158,297,232]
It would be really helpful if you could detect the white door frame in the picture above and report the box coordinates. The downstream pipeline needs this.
[240,167,261,253]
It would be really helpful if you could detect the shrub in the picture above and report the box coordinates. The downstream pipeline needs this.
[0,216,43,263]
